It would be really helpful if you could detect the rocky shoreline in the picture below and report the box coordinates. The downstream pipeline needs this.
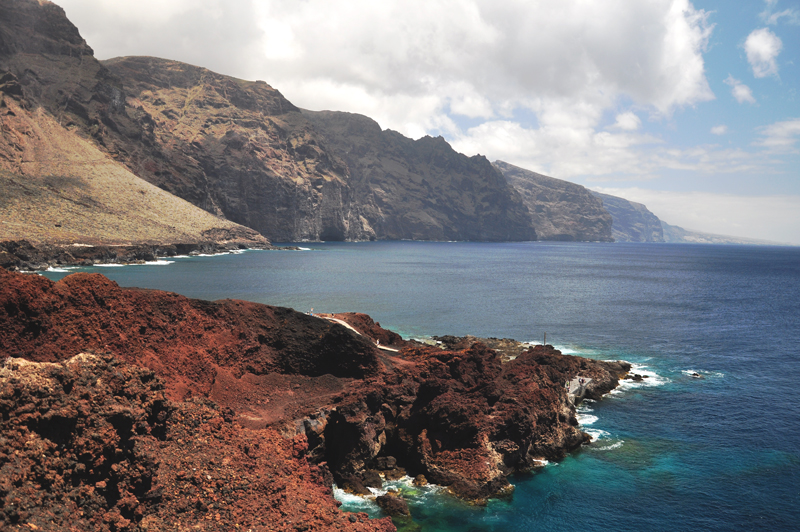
[0,269,630,530]
[0,239,291,272]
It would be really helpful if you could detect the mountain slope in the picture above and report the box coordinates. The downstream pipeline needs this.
[304,112,536,241]
[0,73,265,246]
[0,0,369,242]
[494,161,612,241]
[0,0,267,247]
[100,56,372,242]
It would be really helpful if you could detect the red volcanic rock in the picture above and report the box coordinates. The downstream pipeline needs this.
[319,342,629,502]
[0,353,167,531]
[0,268,629,521]
[0,353,395,531]
[0,269,382,406]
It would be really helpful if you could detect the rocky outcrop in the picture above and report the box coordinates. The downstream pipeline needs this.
[591,192,664,242]
[1,269,629,512]
[494,161,613,242]
[304,112,536,242]
[319,342,628,502]
[0,239,272,271]
[0,353,395,532]
[0,269,383,405]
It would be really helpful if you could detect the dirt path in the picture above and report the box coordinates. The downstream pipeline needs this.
[323,317,401,352]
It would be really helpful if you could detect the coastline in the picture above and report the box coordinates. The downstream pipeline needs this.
[0,239,307,272]
[0,268,630,529]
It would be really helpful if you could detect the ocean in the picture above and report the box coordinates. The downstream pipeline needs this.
[41,241,800,531]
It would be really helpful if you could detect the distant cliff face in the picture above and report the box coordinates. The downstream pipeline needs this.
[494,161,612,241]
[0,0,537,243]
[303,111,536,241]
[100,57,377,242]
[0,0,372,242]
[591,192,664,242]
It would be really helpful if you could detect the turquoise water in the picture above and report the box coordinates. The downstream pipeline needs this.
[42,242,800,531]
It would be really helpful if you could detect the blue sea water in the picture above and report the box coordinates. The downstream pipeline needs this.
[41,242,800,531]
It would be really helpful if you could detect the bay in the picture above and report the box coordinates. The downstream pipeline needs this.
[42,241,800,531]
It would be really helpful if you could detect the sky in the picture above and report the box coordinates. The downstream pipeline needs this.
[53,0,800,244]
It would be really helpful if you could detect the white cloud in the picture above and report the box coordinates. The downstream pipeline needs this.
[592,187,800,244]
[744,28,782,78]
[611,112,642,131]
[53,0,715,141]
[450,118,667,180]
[754,118,800,152]
[724,75,756,104]
[760,0,800,25]
[56,0,265,78]
[711,125,728,135]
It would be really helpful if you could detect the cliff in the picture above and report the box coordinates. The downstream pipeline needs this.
[591,192,665,242]
[303,112,536,241]
[0,0,268,248]
[0,0,539,243]
[100,56,372,242]
[0,0,371,243]
[494,161,612,242]
[0,268,629,527]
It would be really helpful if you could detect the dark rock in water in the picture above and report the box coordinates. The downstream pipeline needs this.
[0,239,272,271]
[376,492,411,517]
[339,474,372,496]
[325,341,630,502]
[413,475,428,487]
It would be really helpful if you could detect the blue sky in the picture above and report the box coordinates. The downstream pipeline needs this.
[55,0,800,243]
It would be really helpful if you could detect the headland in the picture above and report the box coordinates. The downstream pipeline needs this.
[0,269,629,530]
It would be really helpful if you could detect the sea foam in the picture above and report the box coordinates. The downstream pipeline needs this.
[616,363,669,391]
[682,369,724,379]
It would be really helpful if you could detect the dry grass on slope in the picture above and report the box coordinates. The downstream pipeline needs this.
[0,99,266,246]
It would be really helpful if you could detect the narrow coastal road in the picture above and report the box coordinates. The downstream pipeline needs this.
[323,316,401,352]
